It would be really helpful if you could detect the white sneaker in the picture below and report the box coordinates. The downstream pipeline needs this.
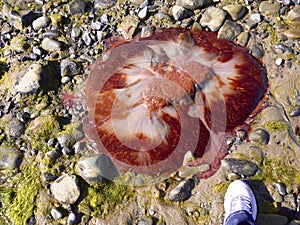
[223,180,257,224]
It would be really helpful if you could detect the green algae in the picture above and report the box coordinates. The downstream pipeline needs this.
[1,162,42,225]
[263,120,288,133]
[78,182,130,217]
[214,182,230,196]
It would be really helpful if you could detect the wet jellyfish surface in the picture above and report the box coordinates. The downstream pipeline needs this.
[82,28,268,179]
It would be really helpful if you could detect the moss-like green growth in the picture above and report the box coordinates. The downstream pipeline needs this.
[1,162,42,225]
[263,120,288,133]
[78,182,130,217]
[214,182,230,196]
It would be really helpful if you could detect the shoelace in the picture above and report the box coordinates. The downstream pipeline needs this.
[230,195,253,215]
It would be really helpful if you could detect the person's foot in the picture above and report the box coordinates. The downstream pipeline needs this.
[223,180,257,224]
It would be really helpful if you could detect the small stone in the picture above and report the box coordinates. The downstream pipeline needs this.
[223,4,247,21]
[176,0,212,10]
[76,155,118,184]
[250,44,264,58]
[289,220,300,225]
[249,128,270,145]
[62,147,74,155]
[42,172,58,182]
[292,0,300,4]
[259,2,280,15]
[45,150,60,161]
[61,76,71,84]
[9,118,25,138]
[14,63,43,94]
[275,58,283,66]
[172,5,193,21]
[69,0,86,15]
[67,212,77,225]
[167,178,195,202]
[61,59,81,77]
[82,30,93,46]
[290,105,300,117]
[57,134,75,147]
[41,37,62,52]
[250,13,262,23]
[200,7,227,32]
[71,28,82,40]
[51,207,66,220]
[217,20,243,41]
[32,16,50,31]
[236,32,250,46]
[32,46,42,56]
[0,147,22,170]
[274,182,287,196]
[138,6,148,19]
[221,158,259,177]
[50,174,80,204]
[141,25,155,38]
[139,216,153,225]
[117,15,139,39]
[43,30,61,39]
[94,0,117,9]
[287,5,300,27]
[91,21,103,30]
[100,14,109,24]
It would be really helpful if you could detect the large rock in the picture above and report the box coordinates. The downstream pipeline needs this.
[200,7,227,32]
[0,147,22,170]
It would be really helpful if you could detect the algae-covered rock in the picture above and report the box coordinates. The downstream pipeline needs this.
[0,147,22,170]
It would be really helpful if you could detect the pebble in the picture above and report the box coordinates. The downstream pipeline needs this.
[117,15,140,39]
[41,37,62,52]
[141,25,155,38]
[61,59,81,77]
[71,27,82,40]
[236,32,250,46]
[69,0,87,15]
[167,178,195,202]
[51,208,65,220]
[172,5,193,21]
[275,58,283,66]
[200,7,227,32]
[9,118,25,138]
[94,0,117,9]
[221,158,259,177]
[0,147,22,170]
[276,0,291,5]
[217,20,243,41]
[223,4,247,21]
[259,2,280,15]
[250,13,262,23]
[249,128,270,145]
[139,216,153,225]
[250,44,264,58]
[82,30,93,46]
[176,0,212,10]
[67,212,77,224]
[287,5,300,27]
[138,6,148,20]
[57,134,75,147]
[32,16,51,31]
[91,21,103,30]
[274,182,287,196]
[42,172,58,182]
[32,46,42,56]
[50,174,80,204]
[76,155,118,184]
[290,105,300,117]
[14,63,43,94]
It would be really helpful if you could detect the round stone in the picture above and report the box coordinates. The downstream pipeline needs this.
[249,128,270,145]
[41,38,62,52]
[0,147,22,170]
[32,16,50,31]
[200,7,227,32]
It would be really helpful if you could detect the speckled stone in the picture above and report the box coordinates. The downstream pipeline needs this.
[69,0,87,15]
[223,4,247,21]
[200,7,227,32]
[117,15,139,39]
[217,20,243,41]
[167,178,195,201]
[172,5,193,21]
[221,158,259,177]
[0,147,22,170]
[259,1,280,15]
[176,0,212,10]
[249,128,270,145]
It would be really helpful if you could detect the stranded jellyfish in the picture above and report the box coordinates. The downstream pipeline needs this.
[82,28,267,179]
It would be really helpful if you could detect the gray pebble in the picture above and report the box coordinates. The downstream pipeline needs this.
[287,5,300,26]
[217,20,243,41]
[94,0,117,9]
[101,14,109,24]
[71,27,82,40]
[61,59,81,77]
[250,44,264,58]
[42,172,58,182]
[67,212,77,225]
[43,30,61,39]
[32,16,50,31]
[57,134,75,147]
[62,147,74,155]
[45,150,60,161]
[82,31,93,46]
[167,178,195,202]
[172,5,193,21]
[249,128,270,145]
[139,216,153,225]
[91,21,104,30]
[276,0,291,5]
[9,118,25,138]
[221,158,259,177]
[50,174,80,204]
[275,182,287,196]
[250,13,262,23]
[200,7,227,32]
[0,147,22,170]
[176,0,212,10]
[223,4,247,21]
[76,155,118,184]
[41,37,62,52]
[290,105,300,117]
[292,0,300,4]
[69,0,87,15]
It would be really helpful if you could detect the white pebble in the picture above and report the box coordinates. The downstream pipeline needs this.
[275,58,283,66]
[250,13,262,23]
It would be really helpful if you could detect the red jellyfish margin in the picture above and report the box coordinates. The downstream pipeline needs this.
[81,28,268,180]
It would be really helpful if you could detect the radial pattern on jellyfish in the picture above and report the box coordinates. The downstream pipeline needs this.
[82,28,268,179]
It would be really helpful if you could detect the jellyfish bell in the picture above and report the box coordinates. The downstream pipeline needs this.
[81,28,268,182]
